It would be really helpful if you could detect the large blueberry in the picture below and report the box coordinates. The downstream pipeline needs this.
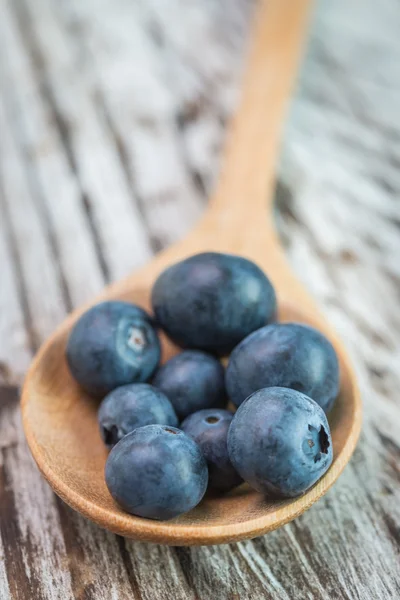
[66,301,161,397]
[226,323,340,413]
[181,409,242,493]
[98,383,178,448]
[105,424,208,520]
[151,252,276,355]
[228,387,333,498]
[153,350,226,420]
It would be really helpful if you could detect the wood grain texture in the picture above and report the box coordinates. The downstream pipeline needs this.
[0,0,399,597]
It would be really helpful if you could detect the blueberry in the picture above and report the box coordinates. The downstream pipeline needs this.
[227,387,333,498]
[151,252,276,355]
[226,323,340,413]
[153,350,226,420]
[181,409,242,493]
[105,424,208,520]
[98,383,178,448]
[66,301,161,397]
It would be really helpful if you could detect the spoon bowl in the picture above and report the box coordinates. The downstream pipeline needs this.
[21,0,361,545]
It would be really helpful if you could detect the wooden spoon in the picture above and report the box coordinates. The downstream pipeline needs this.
[21,0,361,546]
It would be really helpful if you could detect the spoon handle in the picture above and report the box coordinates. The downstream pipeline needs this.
[208,0,313,226]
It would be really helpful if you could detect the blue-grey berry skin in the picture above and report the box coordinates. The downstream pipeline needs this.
[181,409,242,493]
[151,252,276,355]
[226,323,340,413]
[152,350,226,420]
[105,425,208,520]
[227,387,333,498]
[98,383,178,448]
[66,301,161,398]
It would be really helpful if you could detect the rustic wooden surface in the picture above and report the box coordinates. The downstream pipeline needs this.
[0,0,399,597]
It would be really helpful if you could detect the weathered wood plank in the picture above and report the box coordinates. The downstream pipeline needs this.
[0,517,12,600]
[0,0,400,597]
[13,0,153,281]
[0,388,75,600]
[63,0,212,249]
[0,0,99,317]
[0,203,31,386]
[0,97,66,344]
[134,0,254,197]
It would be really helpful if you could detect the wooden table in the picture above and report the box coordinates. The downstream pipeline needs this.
[1,0,399,597]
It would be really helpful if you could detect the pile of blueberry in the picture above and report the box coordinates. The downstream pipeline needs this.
[66,252,338,521]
